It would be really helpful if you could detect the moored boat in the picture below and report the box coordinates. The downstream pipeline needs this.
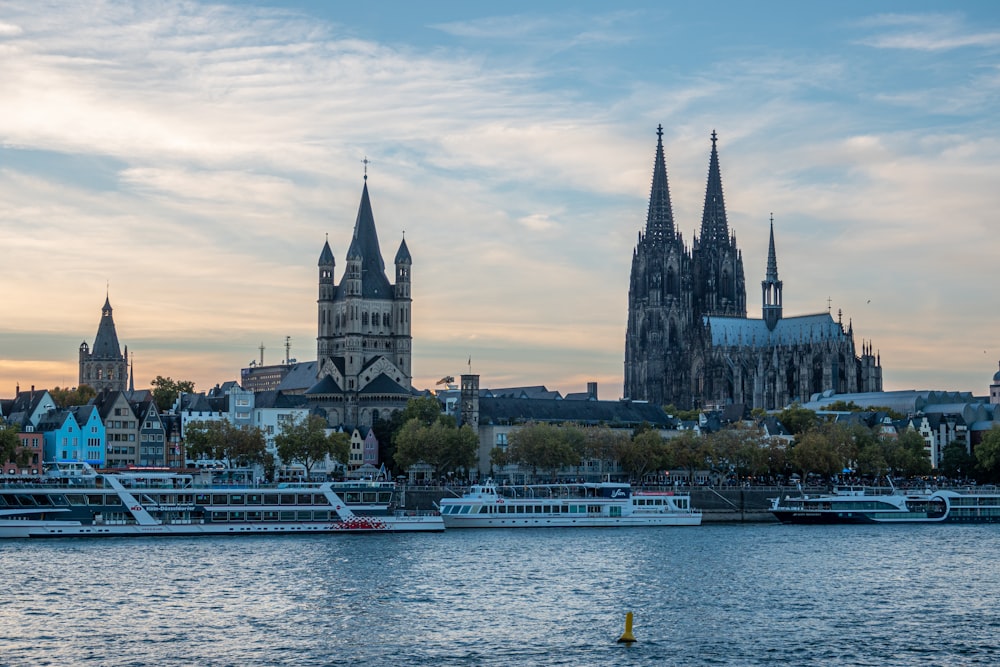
[438,479,701,528]
[0,463,443,538]
[770,483,1000,524]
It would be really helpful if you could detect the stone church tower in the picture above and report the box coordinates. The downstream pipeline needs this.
[309,176,413,427]
[79,295,128,392]
[625,127,883,411]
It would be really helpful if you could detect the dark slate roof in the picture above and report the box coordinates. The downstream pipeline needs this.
[37,409,71,431]
[92,390,133,420]
[276,361,319,392]
[91,296,123,359]
[707,312,845,348]
[7,389,52,426]
[484,386,562,400]
[721,403,747,423]
[69,404,100,427]
[340,182,394,300]
[254,390,309,409]
[477,397,676,427]
[319,239,335,266]
[761,416,791,437]
[177,392,214,413]
[359,374,410,396]
[394,237,411,264]
[305,375,343,396]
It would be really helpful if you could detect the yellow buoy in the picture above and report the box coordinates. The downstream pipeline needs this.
[617,611,636,643]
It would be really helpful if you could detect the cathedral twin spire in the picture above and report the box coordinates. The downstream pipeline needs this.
[644,124,677,244]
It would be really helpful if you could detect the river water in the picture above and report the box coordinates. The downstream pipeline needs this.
[1,524,997,666]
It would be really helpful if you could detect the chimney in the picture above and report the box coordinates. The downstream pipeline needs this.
[587,382,598,400]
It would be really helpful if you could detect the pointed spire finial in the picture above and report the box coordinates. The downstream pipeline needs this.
[362,156,370,181]
[657,124,663,140]
[711,129,717,147]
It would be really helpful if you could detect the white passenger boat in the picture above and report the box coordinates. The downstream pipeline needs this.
[770,483,1000,524]
[0,463,443,538]
[439,480,701,528]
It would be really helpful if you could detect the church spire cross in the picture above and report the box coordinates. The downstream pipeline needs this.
[362,156,370,181]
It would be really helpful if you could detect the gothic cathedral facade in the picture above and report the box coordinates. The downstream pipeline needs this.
[307,177,414,427]
[624,127,882,411]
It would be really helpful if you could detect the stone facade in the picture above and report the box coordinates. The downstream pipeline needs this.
[308,178,414,427]
[624,127,882,411]
[79,296,128,393]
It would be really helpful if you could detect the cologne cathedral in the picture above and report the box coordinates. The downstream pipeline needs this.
[624,127,882,411]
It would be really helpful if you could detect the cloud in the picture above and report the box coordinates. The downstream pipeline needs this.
[855,12,1000,51]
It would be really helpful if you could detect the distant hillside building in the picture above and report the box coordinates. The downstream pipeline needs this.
[79,295,129,393]
[624,127,882,411]
[307,177,414,427]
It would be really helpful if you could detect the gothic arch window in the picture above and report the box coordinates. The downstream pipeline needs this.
[666,267,676,296]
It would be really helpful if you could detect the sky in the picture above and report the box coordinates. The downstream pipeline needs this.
[2,0,1000,400]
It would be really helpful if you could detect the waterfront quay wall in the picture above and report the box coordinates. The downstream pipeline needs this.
[400,486,795,523]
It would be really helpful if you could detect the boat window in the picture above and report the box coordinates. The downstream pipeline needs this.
[280,494,296,505]
[229,495,244,505]
[247,511,262,521]
[263,494,279,505]
[211,511,227,521]
[87,494,105,506]
[280,511,296,521]
[195,494,210,504]
[263,511,279,522]
[65,494,87,506]
[297,511,312,521]
[362,492,377,503]
[379,493,392,504]
[296,494,312,505]
[459,505,472,514]
[230,511,244,521]
[212,494,228,505]
[246,494,262,505]
[343,492,360,503]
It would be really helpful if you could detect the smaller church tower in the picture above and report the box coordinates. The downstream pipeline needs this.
[393,236,412,379]
[79,294,128,392]
[761,216,783,331]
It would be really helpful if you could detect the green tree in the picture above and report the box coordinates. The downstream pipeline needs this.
[974,426,1000,482]
[791,430,843,480]
[151,376,196,412]
[50,385,97,408]
[184,420,265,467]
[616,430,672,482]
[393,419,478,481]
[939,441,975,480]
[895,430,932,478]
[0,424,27,467]
[669,430,709,485]
[778,403,819,436]
[275,415,349,478]
[506,423,580,481]
[401,396,445,426]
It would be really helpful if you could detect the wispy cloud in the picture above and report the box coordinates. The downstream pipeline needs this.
[855,12,1000,51]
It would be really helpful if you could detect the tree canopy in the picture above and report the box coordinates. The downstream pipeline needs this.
[275,415,349,477]
[184,420,265,467]
[151,376,196,412]
[50,385,97,408]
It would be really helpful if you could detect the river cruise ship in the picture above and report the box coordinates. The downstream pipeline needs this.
[439,480,701,528]
[0,463,443,538]
[770,484,1000,524]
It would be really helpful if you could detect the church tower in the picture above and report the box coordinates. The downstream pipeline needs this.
[79,295,128,392]
[624,125,696,408]
[692,131,746,318]
[761,217,783,331]
[312,175,413,427]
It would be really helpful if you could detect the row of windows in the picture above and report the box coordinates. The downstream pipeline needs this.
[442,504,601,515]
[210,510,338,522]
